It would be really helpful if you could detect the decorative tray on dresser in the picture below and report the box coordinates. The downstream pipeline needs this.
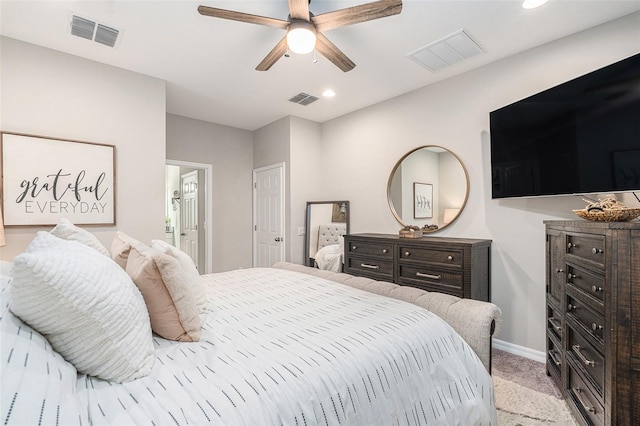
[545,220,639,426]
[343,233,491,302]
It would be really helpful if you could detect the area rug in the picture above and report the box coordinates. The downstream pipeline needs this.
[492,349,579,425]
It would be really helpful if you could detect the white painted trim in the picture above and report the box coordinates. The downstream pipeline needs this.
[166,159,213,274]
[492,338,546,363]
[252,162,286,267]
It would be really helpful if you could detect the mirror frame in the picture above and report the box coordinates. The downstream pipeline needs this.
[304,201,350,267]
[386,145,469,233]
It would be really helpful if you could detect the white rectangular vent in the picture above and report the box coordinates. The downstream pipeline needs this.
[69,13,120,48]
[407,29,484,72]
[288,93,319,106]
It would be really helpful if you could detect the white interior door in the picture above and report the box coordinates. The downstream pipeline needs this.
[180,171,199,270]
[253,163,285,267]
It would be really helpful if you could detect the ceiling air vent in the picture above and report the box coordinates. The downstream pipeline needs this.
[69,13,121,48]
[407,29,484,72]
[288,93,319,106]
[70,15,95,40]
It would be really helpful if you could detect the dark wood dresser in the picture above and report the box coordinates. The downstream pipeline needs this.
[545,220,639,426]
[344,233,491,301]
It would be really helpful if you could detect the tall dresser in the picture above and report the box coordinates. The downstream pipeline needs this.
[344,233,491,301]
[545,221,639,426]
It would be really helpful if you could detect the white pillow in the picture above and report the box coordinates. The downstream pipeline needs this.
[50,217,109,256]
[150,240,208,315]
[10,232,155,382]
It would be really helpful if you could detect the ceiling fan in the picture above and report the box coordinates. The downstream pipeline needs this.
[197,0,403,72]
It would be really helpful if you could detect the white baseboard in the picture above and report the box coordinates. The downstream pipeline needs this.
[492,338,546,363]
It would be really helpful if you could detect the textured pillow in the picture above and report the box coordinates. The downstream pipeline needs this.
[126,241,201,342]
[150,239,208,315]
[10,232,155,382]
[110,231,139,269]
[50,217,109,256]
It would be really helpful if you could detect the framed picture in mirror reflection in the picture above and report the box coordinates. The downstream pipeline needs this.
[413,182,433,219]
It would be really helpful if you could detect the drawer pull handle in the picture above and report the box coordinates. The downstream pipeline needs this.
[591,285,603,293]
[548,317,562,331]
[352,245,357,250]
[447,255,453,261]
[548,350,561,366]
[591,247,603,255]
[567,272,578,281]
[567,303,578,312]
[567,242,578,250]
[573,387,597,414]
[591,323,603,331]
[416,272,441,280]
[572,345,596,367]
[360,263,380,270]
[404,251,411,256]
[382,249,388,254]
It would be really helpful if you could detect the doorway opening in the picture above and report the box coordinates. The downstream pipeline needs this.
[165,160,213,274]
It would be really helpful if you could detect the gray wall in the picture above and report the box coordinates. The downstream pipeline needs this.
[166,114,254,271]
[316,13,640,356]
[0,36,166,258]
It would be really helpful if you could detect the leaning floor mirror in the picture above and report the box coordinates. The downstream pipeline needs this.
[304,201,350,271]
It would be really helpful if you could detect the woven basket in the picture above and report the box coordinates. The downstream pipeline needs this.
[573,208,640,222]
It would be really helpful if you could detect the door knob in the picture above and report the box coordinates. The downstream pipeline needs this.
[275,237,282,242]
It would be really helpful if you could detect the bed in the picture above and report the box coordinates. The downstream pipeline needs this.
[1,224,501,425]
[311,224,346,272]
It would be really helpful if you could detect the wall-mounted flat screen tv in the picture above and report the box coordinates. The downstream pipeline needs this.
[489,53,640,199]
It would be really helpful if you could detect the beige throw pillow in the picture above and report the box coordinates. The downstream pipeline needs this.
[126,241,201,342]
[110,231,138,269]
[150,239,208,315]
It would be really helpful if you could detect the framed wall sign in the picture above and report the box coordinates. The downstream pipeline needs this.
[1,132,116,226]
[413,182,433,219]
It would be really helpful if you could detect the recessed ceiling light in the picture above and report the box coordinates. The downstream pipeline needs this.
[322,89,336,98]
[522,0,548,9]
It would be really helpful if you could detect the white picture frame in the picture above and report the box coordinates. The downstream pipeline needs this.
[413,182,433,219]
[1,132,116,226]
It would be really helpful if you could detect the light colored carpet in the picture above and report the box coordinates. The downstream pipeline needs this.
[492,350,579,425]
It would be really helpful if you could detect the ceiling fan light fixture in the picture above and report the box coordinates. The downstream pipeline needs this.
[287,20,316,54]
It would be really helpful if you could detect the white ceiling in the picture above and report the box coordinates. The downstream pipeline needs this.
[2,1,640,131]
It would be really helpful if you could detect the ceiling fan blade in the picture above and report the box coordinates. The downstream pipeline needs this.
[198,5,289,30]
[288,0,310,21]
[315,33,356,72]
[256,36,289,71]
[312,0,402,32]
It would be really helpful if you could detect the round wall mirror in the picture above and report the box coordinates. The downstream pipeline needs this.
[387,145,469,232]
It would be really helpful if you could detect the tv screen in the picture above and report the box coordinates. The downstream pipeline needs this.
[489,53,640,199]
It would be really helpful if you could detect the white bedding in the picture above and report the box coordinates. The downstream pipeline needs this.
[2,265,496,425]
[314,243,343,272]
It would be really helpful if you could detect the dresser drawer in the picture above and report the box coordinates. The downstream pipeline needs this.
[567,361,605,426]
[567,264,605,305]
[547,304,563,342]
[567,325,604,394]
[547,333,562,385]
[347,240,393,259]
[346,256,394,280]
[397,264,463,295]
[567,292,605,346]
[398,245,463,268]
[566,233,606,269]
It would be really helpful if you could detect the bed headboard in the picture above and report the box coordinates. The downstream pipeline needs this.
[317,224,346,250]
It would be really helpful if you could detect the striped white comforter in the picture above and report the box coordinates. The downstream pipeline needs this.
[2,266,495,425]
